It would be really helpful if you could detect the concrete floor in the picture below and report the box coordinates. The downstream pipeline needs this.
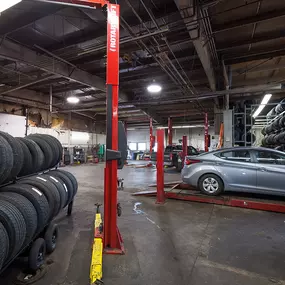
[1,163,285,285]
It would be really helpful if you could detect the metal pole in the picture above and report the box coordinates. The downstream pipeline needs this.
[49,85,53,113]
[156,129,165,204]
[182,135,188,161]
[104,3,124,254]
[205,112,209,152]
[150,118,153,155]
[168,117,173,145]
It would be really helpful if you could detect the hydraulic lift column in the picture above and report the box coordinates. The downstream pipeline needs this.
[204,112,209,152]
[156,129,165,204]
[150,118,153,155]
[168,117,173,145]
[104,3,124,254]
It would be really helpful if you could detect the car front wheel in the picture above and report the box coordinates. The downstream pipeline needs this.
[198,174,224,196]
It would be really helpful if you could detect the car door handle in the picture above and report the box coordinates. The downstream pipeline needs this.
[259,167,267,172]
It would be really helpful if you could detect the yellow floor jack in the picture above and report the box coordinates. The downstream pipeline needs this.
[90,203,104,285]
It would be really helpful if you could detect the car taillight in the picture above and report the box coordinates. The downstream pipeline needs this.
[185,158,201,165]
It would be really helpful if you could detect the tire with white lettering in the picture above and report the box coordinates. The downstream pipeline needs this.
[57,170,78,196]
[50,171,74,206]
[1,184,49,232]
[0,192,37,246]
[18,177,59,220]
[41,174,67,211]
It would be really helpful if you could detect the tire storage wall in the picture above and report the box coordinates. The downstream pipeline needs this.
[261,100,285,150]
[0,131,77,272]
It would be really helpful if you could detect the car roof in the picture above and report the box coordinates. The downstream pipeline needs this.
[213,146,285,155]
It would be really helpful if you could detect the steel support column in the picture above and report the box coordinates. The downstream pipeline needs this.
[204,112,209,152]
[168,117,173,145]
[103,3,124,254]
[156,129,165,204]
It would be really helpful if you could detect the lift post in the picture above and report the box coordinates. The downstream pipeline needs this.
[204,112,209,152]
[104,3,124,254]
[168,117,173,145]
[182,135,187,162]
[156,129,165,204]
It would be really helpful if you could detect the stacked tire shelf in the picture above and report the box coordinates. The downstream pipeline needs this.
[0,132,78,275]
[261,99,285,150]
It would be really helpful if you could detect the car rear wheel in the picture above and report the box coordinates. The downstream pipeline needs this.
[198,174,224,196]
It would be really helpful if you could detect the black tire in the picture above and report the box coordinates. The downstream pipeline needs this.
[16,139,33,177]
[42,135,62,165]
[279,116,285,129]
[272,118,281,131]
[1,184,49,232]
[42,174,67,210]
[0,132,23,181]
[17,138,44,173]
[0,192,37,246]
[0,136,13,184]
[19,176,60,220]
[50,171,74,206]
[28,238,46,272]
[0,200,26,259]
[0,222,9,270]
[57,170,78,196]
[44,223,58,254]
[198,174,224,196]
[27,136,53,170]
[30,135,59,168]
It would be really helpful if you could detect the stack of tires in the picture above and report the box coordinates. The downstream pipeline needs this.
[0,170,77,272]
[0,132,63,184]
[261,108,285,148]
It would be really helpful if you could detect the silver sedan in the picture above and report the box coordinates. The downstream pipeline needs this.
[181,147,285,196]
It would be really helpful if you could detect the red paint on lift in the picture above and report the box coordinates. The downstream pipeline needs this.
[156,129,165,204]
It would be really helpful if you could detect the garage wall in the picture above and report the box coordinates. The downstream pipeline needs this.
[0,113,26,137]
[127,127,215,151]
[28,127,106,147]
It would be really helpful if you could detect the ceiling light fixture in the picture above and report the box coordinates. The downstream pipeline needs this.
[252,93,272,118]
[147,81,162,93]
[0,0,22,13]
[67,96,80,104]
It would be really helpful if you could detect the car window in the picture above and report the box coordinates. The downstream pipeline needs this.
[256,151,285,165]
[188,146,198,155]
[218,150,252,162]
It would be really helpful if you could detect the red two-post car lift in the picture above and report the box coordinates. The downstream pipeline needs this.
[42,0,123,254]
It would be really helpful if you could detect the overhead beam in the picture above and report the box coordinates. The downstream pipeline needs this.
[174,0,216,91]
[213,9,285,34]
[0,1,62,35]
[224,47,285,64]
[0,75,57,95]
[0,37,110,93]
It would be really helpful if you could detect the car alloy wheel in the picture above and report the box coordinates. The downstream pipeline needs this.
[202,177,219,194]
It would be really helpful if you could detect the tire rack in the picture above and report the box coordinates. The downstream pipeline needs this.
[0,166,74,275]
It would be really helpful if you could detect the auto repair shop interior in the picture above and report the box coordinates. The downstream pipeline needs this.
[1,0,285,284]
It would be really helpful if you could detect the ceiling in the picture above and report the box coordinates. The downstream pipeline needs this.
[0,0,285,127]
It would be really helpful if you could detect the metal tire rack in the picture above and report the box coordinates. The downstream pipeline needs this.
[0,166,74,275]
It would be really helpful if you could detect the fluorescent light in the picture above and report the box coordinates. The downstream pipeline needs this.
[147,83,162,93]
[0,0,22,13]
[67,96,80,104]
[252,94,272,118]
